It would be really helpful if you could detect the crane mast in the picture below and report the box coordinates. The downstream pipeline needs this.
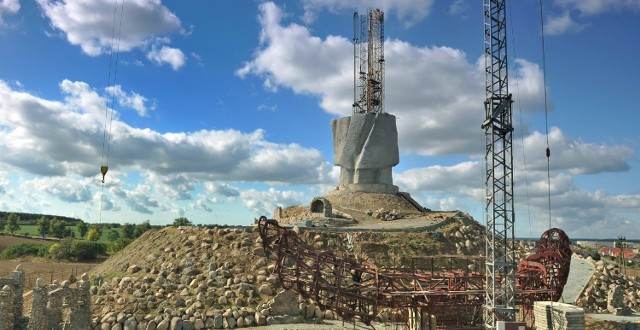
[482,0,516,328]
[353,8,385,114]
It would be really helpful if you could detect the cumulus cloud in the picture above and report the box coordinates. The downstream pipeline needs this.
[393,126,637,238]
[553,0,640,16]
[0,0,19,26]
[396,161,481,195]
[546,0,639,35]
[37,0,183,56]
[0,79,333,184]
[93,191,121,212]
[0,171,9,194]
[190,194,220,213]
[106,85,154,116]
[240,188,305,216]
[238,2,545,157]
[545,11,586,35]
[300,0,434,27]
[522,128,633,175]
[112,185,158,214]
[23,177,94,203]
[147,45,187,70]
[146,172,195,201]
[448,0,469,16]
[0,77,334,218]
[205,182,240,197]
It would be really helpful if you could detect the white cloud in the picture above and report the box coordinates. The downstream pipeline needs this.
[0,0,19,26]
[145,172,195,201]
[392,126,637,238]
[147,45,187,70]
[237,2,353,102]
[0,79,333,184]
[300,0,435,27]
[205,182,240,197]
[240,188,305,216]
[522,128,633,175]
[238,3,545,157]
[396,161,481,195]
[546,0,639,35]
[448,0,469,16]
[553,0,640,16]
[37,0,183,56]
[0,77,336,219]
[93,191,121,212]
[545,11,586,35]
[190,194,220,213]
[0,171,9,194]
[106,85,154,116]
[112,184,159,214]
[23,176,94,203]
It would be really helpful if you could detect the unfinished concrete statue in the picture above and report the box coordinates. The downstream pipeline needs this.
[332,112,399,194]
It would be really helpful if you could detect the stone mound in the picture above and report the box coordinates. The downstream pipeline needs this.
[577,260,640,314]
[86,217,490,329]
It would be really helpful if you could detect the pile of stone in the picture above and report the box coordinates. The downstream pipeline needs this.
[533,301,585,330]
[576,260,640,314]
[442,224,485,256]
[85,219,495,329]
[89,226,339,329]
[367,208,400,221]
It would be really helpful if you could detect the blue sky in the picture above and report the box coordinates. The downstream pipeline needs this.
[0,0,638,239]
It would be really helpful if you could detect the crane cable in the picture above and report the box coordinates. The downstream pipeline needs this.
[538,0,561,315]
[100,0,125,222]
[538,0,553,231]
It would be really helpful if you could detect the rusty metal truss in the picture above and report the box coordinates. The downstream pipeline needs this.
[258,216,571,328]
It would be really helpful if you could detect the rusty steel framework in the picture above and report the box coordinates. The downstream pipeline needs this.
[258,217,571,328]
[353,8,385,114]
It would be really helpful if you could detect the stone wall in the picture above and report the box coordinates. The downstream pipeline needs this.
[0,265,91,330]
[0,265,23,329]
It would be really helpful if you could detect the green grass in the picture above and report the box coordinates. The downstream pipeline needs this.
[15,225,123,244]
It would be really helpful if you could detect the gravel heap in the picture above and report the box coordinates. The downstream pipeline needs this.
[576,260,640,315]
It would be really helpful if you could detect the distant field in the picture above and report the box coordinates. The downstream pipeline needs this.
[12,225,123,244]
[0,235,56,252]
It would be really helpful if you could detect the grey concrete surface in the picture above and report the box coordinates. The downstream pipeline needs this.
[332,113,399,194]
[561,255,595,304]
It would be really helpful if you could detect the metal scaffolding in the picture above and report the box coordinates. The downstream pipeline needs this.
[353,8,385,114]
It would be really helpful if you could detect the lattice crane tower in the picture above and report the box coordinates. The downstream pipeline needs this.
[353,8,385,114]
[482,0,516,328]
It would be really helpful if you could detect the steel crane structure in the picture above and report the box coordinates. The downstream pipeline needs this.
[481,0,516,328]
[353,8,385,114]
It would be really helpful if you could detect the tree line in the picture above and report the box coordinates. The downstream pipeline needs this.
[0,211,81,225]
[0,213,153,242]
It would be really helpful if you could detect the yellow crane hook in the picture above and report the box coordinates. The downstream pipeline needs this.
[101,165,109,183]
